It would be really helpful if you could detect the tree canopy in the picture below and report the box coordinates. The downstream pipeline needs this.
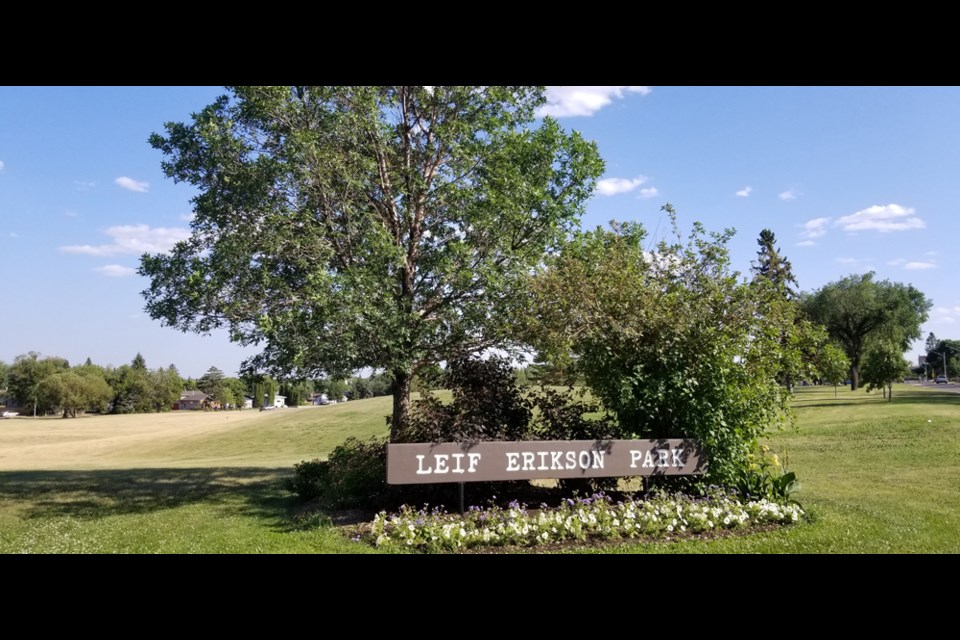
[518,209,796,485]
[141,86,603,439]
[8,353,70,416]
[861,341,909,400]
[802,272,931,390]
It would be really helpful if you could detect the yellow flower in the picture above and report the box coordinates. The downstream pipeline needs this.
[770,454,780,467]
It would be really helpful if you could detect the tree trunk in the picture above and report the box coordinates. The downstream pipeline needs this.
[391,368,412,443]
[850,363,860,391]
[888,382,893,401]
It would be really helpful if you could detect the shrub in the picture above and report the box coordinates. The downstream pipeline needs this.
[287,437,390,509]
[288,436,464,511]
[520,209,797,487]
[286,459,330,501]
[399,356,534,444]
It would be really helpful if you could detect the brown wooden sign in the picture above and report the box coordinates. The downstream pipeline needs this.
[387,439,706,485]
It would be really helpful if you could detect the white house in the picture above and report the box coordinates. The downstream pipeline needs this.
[273,395,286,409]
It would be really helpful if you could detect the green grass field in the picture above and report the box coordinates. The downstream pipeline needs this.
[1,385,958,553]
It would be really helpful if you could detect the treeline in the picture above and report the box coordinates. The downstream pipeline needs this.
[0,352,399,418]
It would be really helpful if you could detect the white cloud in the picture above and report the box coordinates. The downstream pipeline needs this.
[933,306,960,323]
[799,217,830,241]
[835,204,925,233]
[888,258,906,266]
[925,251,938,257]
[595,175,648,196]
[0,160,5,173]
[65,210,79,218]
[736,186,752,197]
[61,224,190,256]
[796,240,815,247]
[74,180,96,191]
[179,212,196,222]
[779,188,800,201]
[904,262,936,270]
[9,232,19,238]
[836,257,858,264]
[93,264,136,277]
[637,187,659,199]
[115,176,149,193]
[539,86,651,118]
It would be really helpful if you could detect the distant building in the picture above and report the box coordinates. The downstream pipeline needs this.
[175,390,211,410]
[274,395,286,409]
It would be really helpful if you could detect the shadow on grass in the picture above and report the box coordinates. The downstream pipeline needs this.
[0,467,299,530]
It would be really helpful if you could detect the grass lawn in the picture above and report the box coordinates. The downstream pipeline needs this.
[1,384,958,553]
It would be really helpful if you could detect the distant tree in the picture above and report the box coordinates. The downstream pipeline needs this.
[146,366,183,412]
[252,376,278,409]
[0,360,9,400]
[924,334,960,379]
[803,273,931,390]
[324,378,350,401]
[8,353,70,416]
[279,381,309,407]
[526,355,571,387]
[861,342,910,401]
[816,343,851,397]
[367,372,394,398]
[224,377,247,408]
[197,367,229,405]
[350,377,371,399]
[36,371,112,418]
[131,353,147,371]
[108,365,152,414]
[749,229,823,392]
[752,229,798,297]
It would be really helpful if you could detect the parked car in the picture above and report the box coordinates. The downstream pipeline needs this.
[2,411,19,418]
[936,375,948,384]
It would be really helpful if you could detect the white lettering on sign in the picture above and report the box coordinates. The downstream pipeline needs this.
[416,452,484,475]
[390,440,704,484]
[505,449,605,472]
[630,448,686,469]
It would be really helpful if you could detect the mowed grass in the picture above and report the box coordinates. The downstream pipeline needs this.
[1,385,959,553]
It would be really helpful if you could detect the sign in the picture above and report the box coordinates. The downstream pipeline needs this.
[387,439,705,484]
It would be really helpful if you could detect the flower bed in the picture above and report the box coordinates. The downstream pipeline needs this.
[363,491,804,552]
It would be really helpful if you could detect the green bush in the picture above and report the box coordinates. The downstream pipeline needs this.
[287,437,390,509]
[286,459,330,501]
[399,356,534,444]
[520,209,798,487]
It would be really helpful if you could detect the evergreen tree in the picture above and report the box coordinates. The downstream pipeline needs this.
[752,229,798,297]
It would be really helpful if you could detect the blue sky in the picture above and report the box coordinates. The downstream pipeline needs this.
[2,86,957,377]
